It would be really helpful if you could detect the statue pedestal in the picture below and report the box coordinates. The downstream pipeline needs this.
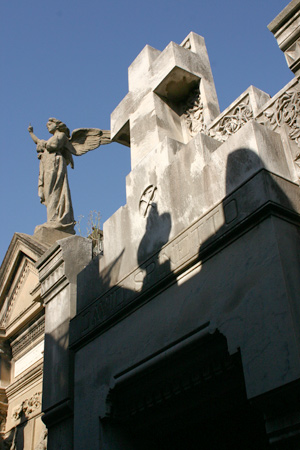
[33,225,75,247]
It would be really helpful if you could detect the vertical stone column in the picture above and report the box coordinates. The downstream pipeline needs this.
[36,236,92,450]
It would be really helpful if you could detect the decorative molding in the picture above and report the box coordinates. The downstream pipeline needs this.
[38,246,63,283]
[285,38,300,70]
[11,316,45,358]
[12,392,42,421]
[40,261,65,297]
[209,95,253,142]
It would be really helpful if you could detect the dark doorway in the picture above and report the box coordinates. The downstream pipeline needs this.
[110,332,269,449]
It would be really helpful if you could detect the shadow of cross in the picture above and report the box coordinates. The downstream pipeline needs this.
[111,32,220,169]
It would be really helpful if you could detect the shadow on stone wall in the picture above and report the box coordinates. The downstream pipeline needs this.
[2,409,27,450]
[60,146,300,449]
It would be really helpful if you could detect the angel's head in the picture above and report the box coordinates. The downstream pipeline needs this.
[47,118,70,138]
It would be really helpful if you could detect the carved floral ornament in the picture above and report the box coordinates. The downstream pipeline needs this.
[12,392,42,421]
[182,90,254,142]
[262,89,300,144]
[259,87,300,171]
[209,96,253,142]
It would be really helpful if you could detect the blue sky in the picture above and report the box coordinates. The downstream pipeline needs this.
[0,0,292,264]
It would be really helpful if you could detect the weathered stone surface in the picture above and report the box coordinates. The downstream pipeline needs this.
[96,121,291,292]
[111,32,219,169]
[71,170,299,342]
[38,3,300,449]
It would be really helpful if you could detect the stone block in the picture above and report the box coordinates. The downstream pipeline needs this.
[111,32,220,169]
[128,45,161,92]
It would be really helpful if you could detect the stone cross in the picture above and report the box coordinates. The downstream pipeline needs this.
[111,32,220,169]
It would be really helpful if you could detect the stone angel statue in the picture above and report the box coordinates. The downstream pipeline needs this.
[28,118,110,235]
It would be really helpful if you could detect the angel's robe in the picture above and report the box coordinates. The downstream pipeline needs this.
[38,131,75,232]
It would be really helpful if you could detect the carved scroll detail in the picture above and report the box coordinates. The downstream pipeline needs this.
[209,96,253,142]
[259,87,300,171]
[182,87,206,137]
[261,89,300,144]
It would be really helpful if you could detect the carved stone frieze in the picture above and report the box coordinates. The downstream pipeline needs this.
[209,95,253,142]
[11,316,44,358]
[12,392,42,421]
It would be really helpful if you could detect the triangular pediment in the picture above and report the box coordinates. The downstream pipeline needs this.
[0,233,49,337]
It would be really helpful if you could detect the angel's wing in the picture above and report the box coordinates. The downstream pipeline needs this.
[69,128,111,156]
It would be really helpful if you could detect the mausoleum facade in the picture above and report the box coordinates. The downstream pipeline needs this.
[2,1,300,449]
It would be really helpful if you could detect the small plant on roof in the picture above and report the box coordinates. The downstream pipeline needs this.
[76,210,103,257]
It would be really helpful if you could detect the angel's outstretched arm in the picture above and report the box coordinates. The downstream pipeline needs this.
[28,124,40,145]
